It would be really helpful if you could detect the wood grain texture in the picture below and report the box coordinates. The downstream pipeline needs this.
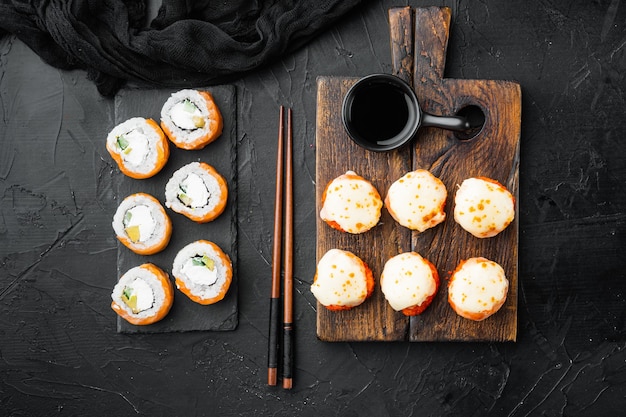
[315,6,520,342]
[315,77,411,341]
[409,7,520,342]
[388,6,414,85]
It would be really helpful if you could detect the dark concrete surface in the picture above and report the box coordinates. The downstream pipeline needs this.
[1,0,625,415]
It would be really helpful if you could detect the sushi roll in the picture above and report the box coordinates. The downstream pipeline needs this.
[310,249,375,311]
[448,257,509,321]
[106,117,170,179]
[111,263,174,326]
[164,162,228,223]
[454,177,515,238]
[319,171,383,234]
[172,240,233,305]
[160,89,223,150]
[380,251,439,316]
[112,193,172,255]
[385,169,447,232]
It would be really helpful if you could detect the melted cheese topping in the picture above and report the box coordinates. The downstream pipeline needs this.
[385,169,447,232]
[448,257,508,320]
[454,177,515,238]
[380,252,437,311]
[320,171,382,234]
[310,249,369,308]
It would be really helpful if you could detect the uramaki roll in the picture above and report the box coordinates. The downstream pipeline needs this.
[111,263,174,326]
[164,162,228,223]
[112,193,172,255]
[172,240,233,305]
[106,117,169,179]
[160,89,223,150]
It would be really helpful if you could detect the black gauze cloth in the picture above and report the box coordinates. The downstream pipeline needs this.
[0,0,367,96]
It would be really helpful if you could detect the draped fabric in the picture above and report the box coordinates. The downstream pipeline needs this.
[0,0,366,96]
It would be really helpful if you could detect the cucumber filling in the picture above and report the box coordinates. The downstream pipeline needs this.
[171,99,205,130]
[123,204,156,243]
[116,128,149,166]
[177,173,211,208]
[182,255,218,286]
[121,278,154,314]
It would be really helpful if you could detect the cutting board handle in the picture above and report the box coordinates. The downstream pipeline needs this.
[389,6,453,86]
[388,7,415,85]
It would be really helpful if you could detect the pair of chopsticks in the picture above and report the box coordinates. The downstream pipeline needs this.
[268,106,294,389]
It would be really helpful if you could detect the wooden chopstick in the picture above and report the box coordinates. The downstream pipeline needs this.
[282,107,294,389]
[267,106,295,389]
[267,106,284,386]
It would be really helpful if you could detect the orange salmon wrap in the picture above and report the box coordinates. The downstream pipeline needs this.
[106,117,170,179]
[112,193,172,255]
[164,162,228,223]
[160,89,223,150]
[111,263,174,326]
[172,240,233,305]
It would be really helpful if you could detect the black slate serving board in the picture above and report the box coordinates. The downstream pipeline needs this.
[113,86,238,333]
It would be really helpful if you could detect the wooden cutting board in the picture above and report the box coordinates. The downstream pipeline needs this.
[315,7,521,342]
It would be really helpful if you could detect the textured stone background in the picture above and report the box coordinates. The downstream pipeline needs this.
[1,0,625,415]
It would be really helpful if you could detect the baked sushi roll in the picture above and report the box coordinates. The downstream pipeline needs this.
[380,251,439,316]
[112,193,172,255]
[453,177,515,238]
[111,263,174,326]
[172,240,233,305]
[106,117,170,179]
[160,89,223,150]
[385,169,447,232]
[319,171,382,234]
[311,249,374,311]
[448,257,509,321]
[165,162,228,223]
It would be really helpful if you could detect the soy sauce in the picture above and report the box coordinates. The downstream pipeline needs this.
[349,84,411,145]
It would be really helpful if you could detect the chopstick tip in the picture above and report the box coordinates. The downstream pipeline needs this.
[268,368,278,386]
